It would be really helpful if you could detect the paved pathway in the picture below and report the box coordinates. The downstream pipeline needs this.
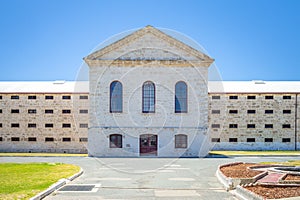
[0,156,298,199]
[257,172,284,184]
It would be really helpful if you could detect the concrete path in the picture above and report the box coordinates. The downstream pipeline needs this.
[257,172,284,184]
[0,156,298,199]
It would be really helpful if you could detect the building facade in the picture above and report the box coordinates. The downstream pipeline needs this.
[0,26,299,156]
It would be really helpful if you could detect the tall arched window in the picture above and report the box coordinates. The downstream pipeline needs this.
[175,81,187,113]
[110,81,123,113]
[142,81,155,113]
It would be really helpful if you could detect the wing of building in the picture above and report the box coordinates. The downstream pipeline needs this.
[0,26,299,156]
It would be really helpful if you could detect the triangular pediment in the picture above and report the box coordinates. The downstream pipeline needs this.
[84,25,214,67]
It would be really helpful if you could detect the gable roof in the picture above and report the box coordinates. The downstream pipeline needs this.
[84,25,214,65]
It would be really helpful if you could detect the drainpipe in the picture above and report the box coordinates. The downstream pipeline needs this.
[295,93,298,151]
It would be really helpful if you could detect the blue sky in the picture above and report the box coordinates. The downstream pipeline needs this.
[0,0,299,81]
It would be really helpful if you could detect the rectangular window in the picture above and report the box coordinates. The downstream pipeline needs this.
[247,95,256,99]
[265,138,273,142]
[282,124,291,128]
[62,137,71,142]
[28,109,36,114]
[0,96,2,99]
[283,95,291,99]
[0,109,2,113]
[11,137,20,141]
[212,96,220,100]
[229,124,238,128]
[247,124,256,128]
[211,124,220,128]
[45,95,54,100]
[212,110,220,114]
[0,137,2,141]
[11,123,19,128]
[45,137,54,142]
[45,109,54,114]
[11,95,19,99]
[175,134,188,148]
[283,110,291,114]
[62,123,71,128]
[229,95,238,100]
[79,109,88,114]
[62,95,71,100]
[265,124,273,128]
[45,123,53,128]
[229,138,238,142]
[28,123,36,128]
[282,138,291,143]
[0,123,2,128]
[28,137,37,142]
[229,110,238,114]
[247,138,256,142]
[28,95,36,99]
[265,95,274,99]
[62,109,71,114]
[265,110,273,114]
[80,95,88,99]
[109,134,123,148]
[11,109,19,113]
[79,123,88,128]
[211,138,220,142]
[79,137,88,142]
[247,110,256,114]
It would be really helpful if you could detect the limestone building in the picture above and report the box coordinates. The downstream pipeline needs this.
[0,26,299,156]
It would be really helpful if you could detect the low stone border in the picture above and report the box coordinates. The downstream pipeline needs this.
[30,168,83,200]
[216,162,267,190]
[279,174,300,184]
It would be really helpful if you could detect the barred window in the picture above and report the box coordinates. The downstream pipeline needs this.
[229,95,238,99]
[265,95,274,99]
[45,123,53,128]
[283,110,291,114]
[45,95,54,100]
[247,95,256,99]
[62,95,71,100]
[247,124,256,128]
[110,81,123,113]
[282,138,291,143]
[109,134,122,148]
[45,109,54,114]
[265,110,273,114]
[79,109,88,114]
[28,109,36,114]
[211,124,220,128]
[229,138,238,142]
[229,124,238,128]
[265,138,273,142]
[28,123,36,128]
[28,95,36,99]
[80,95,88,99]
[11,123,19,128]
[212,110,220,114]
[45,137,54,142]
[211,138,220,142]
[11,137,20,141]
[265,124,273,128]
[175,134,187,148]
[62,109,71,114]
[212,96,220,100]
[62,123,71,128]
[247,138,255,142]
[62,137,71,142]
[282,124,291,128]
[79,123,88,128]
[142,81,155,113]
[79,138,88,142]
[229,110,238,114]
[28,137,37,142]
[11,95,19,99]
[283,96,291,99]
[11,109,19,113]
[175,81,187,113]
[247,110,256,114]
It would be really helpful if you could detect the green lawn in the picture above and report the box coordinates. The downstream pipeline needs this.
[260,160,300,166]
[209,150,300,156]
[0,153,87,157]
[0,163,80,200]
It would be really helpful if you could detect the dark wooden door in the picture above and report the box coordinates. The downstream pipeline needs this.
[140,134,157,155]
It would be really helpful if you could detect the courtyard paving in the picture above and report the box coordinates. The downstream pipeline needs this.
[0,156,299,199]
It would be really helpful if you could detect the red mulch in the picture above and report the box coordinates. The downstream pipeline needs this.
[220,163,263,178]
[245,185,300,199]
[284,174,300,181]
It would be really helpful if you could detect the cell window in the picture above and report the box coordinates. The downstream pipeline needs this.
[211,124,220,128]
[62,109,71,114]
[0,109,2,113]
[62,123,71,128]
[45,137,54,142]
[28,109,36,114]
[28,123,36,128]
[247,124,256,128]
[212,96,220,100]
[11,137,20,141]
[11,95,19,99]
[265,110,273,114]
[229,138,238,142]
[282,138,291,143]
[265,124,273,128]
[212,110,220,114]
[28,95,36,100]
[283,96,291,99]
[45,95,54,100]
[265,96,274,99]
[79,138,88,142]
[211,138,220,142]
[45,123,53,128]
[229,124,238,128]
[0,123,2,128]
[80,95,88,99]
[62,137,71,142]
[45,109,54,114]
[11,123,19,128]
[282,124,291,128]
[247,110,256,114]
[80,109,88,114]
[62,95,71,100]
[247,138,256,142]
[0,96,2,99]
[229,95,238,100]
[265,138,273,142]
[247,95,256,99]
[283,110,291,114]
[28,137,37,142]
[229,110,238,114]
[79,123,88,128]
[11,109,19,113]
[0,137,2,141]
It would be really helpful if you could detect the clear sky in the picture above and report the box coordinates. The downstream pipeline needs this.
[0,0,299,81]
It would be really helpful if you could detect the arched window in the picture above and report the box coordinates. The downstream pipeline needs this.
[175,81,187,113]
[142,81,155,113]
[110,81,122,113]
[175,134,188,148]
[109,134,122,148]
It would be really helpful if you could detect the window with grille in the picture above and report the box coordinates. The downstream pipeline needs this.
[229,124,238,128]
[175,134,187,148]
[211,138,220,142]
[229,138,238,142]
[28,109,36,114]
[265,138,273,142]
[247,110,256,114]
[247,138,255,142]
[45,95,54,100]
[247,95,256,99]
